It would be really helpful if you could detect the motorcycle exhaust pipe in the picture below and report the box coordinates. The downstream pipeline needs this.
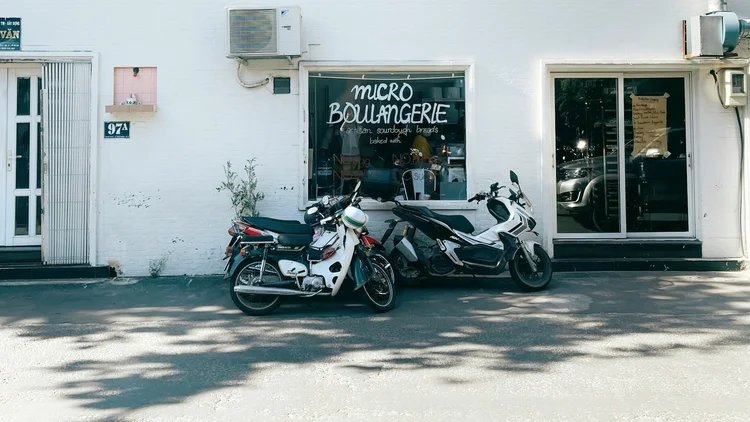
[233,285,328,296]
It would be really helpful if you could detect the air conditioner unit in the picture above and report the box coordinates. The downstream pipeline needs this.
[226,6,302,59]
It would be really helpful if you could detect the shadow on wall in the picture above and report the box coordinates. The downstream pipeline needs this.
[0,273,749,417]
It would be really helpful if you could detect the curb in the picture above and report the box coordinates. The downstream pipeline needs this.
[0,275,224,287]
[0,278,111,286]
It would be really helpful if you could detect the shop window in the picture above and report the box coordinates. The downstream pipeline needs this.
[554,75,689,234]
[307,71,467,202]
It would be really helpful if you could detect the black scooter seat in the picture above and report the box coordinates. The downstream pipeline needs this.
[278,234,314,246]
[241,217,314,235]
[400,205,475,234]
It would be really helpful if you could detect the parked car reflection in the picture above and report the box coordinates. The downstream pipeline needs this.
[556,128,688,232]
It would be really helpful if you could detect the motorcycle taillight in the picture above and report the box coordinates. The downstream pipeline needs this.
[228,221,252,237]
[321,247,336,260]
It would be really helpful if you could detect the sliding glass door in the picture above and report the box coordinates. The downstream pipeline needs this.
[552,73,692,238]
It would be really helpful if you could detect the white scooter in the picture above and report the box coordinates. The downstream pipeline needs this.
[380,170,553,291]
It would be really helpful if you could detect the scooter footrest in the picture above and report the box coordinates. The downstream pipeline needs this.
[455,245,504,267]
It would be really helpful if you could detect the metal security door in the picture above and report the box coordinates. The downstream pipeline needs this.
[41,62,92,265]
[5,68,43,246]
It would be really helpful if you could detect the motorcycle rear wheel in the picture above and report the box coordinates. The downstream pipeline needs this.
[509,244,553,292]
[230,257,283,316]
[388,249,425,287]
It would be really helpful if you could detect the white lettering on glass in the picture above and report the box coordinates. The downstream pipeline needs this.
[327,81,451,125]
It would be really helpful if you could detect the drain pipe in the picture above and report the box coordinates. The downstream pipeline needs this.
[707,0,728,12]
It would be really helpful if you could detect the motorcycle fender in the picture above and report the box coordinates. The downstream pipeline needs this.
[395,238,419,263]
[225,254,251,279]
[521,240,541,256]
[352,253,373,291]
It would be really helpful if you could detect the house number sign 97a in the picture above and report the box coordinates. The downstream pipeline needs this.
[104,121,130,138]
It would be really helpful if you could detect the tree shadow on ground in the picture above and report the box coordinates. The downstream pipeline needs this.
[1,271,749,418]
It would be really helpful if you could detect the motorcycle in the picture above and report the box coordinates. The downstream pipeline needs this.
[379,170,553,291]
[222,192,395,293]
[223,181,397,316]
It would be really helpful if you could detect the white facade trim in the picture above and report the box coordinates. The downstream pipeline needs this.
[0,50,99,266]
[298,60,477,211]
[741,63,750,259]
[88,53,99,266]
[0,51,95,61]
[541,58,750,71]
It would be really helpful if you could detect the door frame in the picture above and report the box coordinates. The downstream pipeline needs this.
[4,66,43,246]
[548,71,695,240]
[616,72,695,240]
[0,51,99,265]
[548,72,628,240]
[0,67,6,245]
[540,61,700,256]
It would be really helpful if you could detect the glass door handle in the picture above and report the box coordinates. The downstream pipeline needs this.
[7,150,21,172]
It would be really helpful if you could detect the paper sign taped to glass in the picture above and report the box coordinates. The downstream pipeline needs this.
[631,94,669,158]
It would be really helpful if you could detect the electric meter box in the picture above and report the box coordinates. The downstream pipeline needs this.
[719,69,747,107]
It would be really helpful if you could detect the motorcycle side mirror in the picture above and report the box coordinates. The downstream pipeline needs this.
[509,170,519,185]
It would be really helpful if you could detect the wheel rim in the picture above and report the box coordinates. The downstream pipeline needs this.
[235,262,282,311]
[363,262,394,308]
[513,248,550,288]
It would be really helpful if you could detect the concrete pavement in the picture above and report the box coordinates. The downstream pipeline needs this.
[0,272,749,421]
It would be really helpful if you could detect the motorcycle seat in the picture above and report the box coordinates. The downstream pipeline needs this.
[278,234,314,247]
[401,205,475,234]
[241,217,314,235]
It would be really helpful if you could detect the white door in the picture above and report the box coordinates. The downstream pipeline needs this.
[2,67,42,247]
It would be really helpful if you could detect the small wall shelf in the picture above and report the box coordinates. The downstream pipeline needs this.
[107,66,158,114]
[105,104,157,113]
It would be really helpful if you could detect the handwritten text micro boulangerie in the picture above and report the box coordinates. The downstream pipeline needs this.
[327,82,452,125]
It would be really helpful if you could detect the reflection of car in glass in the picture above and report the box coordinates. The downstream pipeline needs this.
[556,128,687,231]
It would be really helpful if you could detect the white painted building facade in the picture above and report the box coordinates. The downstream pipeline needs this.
[2,0,750,277]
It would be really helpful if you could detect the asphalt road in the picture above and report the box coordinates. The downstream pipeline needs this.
[1,272,750,421]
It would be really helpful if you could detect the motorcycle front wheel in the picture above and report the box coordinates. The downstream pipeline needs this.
[369,248,396,291]
[360,261,397,313]
[509,244,553,292]
[229,257,283,316]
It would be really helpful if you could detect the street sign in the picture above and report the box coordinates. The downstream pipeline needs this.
[104,121,130,139]
[0,18,21,51]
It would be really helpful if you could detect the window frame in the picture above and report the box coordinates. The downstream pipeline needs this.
[544,69,697,243]
[297,61,477,211]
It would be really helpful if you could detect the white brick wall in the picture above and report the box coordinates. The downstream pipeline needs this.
[7,0,750,274]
